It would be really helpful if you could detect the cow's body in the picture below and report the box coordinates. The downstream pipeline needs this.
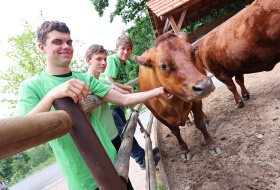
[194,0,280,108]
[134,32,221,160]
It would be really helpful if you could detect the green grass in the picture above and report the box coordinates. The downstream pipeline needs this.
[156,165,164,190]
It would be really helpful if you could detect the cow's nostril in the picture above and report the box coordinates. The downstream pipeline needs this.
[192,86,203,94]
[192,78,213,96]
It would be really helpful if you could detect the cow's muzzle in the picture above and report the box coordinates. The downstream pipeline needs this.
[192,78,215,97]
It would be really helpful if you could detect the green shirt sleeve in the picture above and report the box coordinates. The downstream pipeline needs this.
[81,73,111,98]
[16,80,41,116]
[103,56,119,79]
[99,78,117,88]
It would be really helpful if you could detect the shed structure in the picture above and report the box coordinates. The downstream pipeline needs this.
[146,0,254,43]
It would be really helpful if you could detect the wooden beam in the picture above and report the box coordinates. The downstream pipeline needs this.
[115,104,143,185]
[169,15,179,34]
[163,18,171,33]
[53,97,126,190]
[178,8,188,31]
[0,111,73,160]
[152,13,159,32]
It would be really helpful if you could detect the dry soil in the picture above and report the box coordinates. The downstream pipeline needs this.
[157,63,280,190]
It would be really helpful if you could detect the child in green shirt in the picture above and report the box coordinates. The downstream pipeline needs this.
[100,35,160,169]
[85,44,136,189]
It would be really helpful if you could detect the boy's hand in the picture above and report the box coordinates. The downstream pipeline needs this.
[128,86,136,93]
[48,78,91,103]
[158,87,173,99]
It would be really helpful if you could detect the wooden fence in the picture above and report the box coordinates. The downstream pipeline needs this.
[0,77,158,190]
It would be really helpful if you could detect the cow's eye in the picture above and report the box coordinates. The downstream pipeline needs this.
[160,64,167,71]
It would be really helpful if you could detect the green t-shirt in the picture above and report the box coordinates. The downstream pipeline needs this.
[16,71,117,190]
[84,73,118,141]
[100,54,132,109]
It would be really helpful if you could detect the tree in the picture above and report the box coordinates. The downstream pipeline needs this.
[0,14,86,116]
[27,144,54,167]
[126,14,155,92]
[0,157,13,180]
[90,0,149,24]
[90,0,155,89]
[11,153,30,176]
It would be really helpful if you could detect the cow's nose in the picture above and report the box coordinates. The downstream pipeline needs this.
[192,78,214,96]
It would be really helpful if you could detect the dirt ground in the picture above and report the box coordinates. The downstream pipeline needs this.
[157,64,280,190]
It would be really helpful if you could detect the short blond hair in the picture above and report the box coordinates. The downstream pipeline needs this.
[85,44,108,60]
[116,35,133,49]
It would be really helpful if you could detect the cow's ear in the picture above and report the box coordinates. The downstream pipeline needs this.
[133,55,150,68]
[176,32,188,42]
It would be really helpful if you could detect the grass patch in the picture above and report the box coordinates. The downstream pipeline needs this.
[156,165,164,190]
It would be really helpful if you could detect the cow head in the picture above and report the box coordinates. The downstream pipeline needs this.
[133,32,215,102]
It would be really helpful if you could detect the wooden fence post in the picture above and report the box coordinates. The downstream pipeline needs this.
[53,97,126,190]
[145,113,157,190]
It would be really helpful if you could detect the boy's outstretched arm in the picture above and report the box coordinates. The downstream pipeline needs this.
[105,76,135,93]
[102,87,173,107]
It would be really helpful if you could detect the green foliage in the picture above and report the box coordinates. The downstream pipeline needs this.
[91,0,149,24]
[0,157,13,180]
[90,1,156,93]
[90,0,109,17]
[26,143,54,168]
[127,13,155,56]
[0,21,45,114]
[11,153,30,178]
[180,0,245,34]
[126,13,156,92]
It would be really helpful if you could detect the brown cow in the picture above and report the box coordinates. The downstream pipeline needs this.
[194,0,280,108]
[133,32,221,161]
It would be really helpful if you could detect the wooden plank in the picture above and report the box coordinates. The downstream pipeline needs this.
[114,104,143,184]
[169,15,179,34]
[152,13,159,32]
[53,97,126,190]
[163,18,171,33]
[154,119,171,190]
[145,137,157,190]
[187,31,197,43]
[0,111,72,160]
[145,113,156,190]
[178,8,188,31]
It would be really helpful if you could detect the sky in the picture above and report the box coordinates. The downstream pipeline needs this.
[0,0,131,117]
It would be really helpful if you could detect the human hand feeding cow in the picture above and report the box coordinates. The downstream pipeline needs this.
[134,32,221,161]
[194,0,280,108]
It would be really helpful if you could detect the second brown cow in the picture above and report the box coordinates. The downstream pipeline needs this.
[194,0,280,108]
[133,32,221,161]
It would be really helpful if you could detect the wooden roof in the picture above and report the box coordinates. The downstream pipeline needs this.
[146,0,240,36]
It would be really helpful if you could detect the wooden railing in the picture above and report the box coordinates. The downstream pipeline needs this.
[0,77,159,190]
